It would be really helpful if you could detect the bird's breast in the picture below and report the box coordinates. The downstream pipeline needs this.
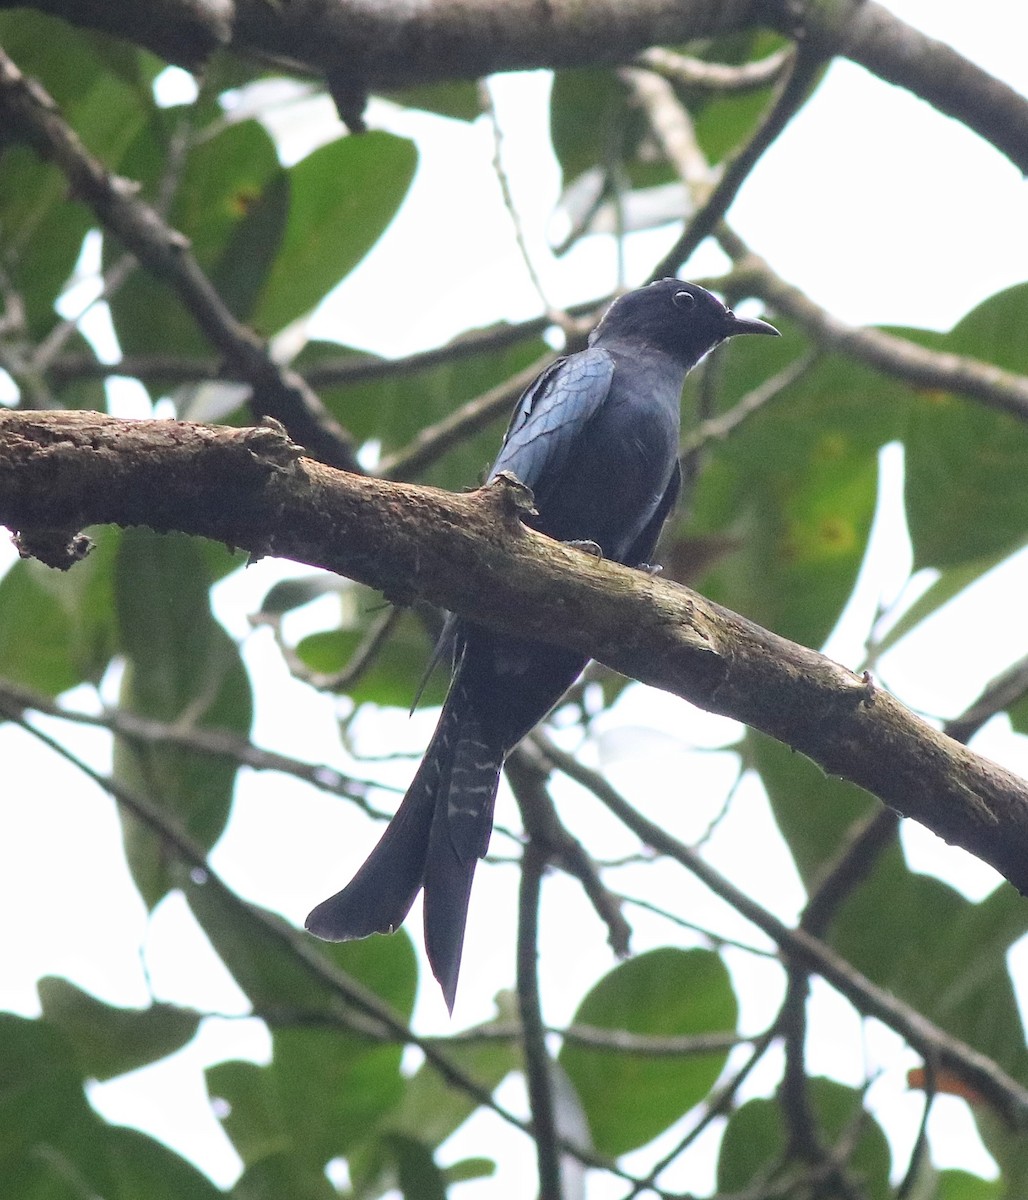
[533,381,680,562]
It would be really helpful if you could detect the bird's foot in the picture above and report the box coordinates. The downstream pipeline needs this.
[565,539,604,559]
[636,562,663,576]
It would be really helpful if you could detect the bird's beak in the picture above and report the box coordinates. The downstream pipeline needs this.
[724,312,780,337]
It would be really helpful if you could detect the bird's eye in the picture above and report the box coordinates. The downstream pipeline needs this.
[672,290,696,310]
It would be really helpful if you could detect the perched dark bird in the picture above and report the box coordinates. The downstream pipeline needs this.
[306,279,779,1009]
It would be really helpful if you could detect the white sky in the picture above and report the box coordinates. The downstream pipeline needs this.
[1,1,1027,1195]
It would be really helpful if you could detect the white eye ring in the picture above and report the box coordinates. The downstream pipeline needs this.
[672,290,696,310]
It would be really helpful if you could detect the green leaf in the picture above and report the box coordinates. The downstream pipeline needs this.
[0,1014,86,1157]
[834,844,1028,1081]
[204,939,414,1171]
[112,529,252,907]
[551,33,789,196]
[688,329,903,647]
[0,13,156,120]
[106,1125,224,1200]
[874,554,1006,656]
[443,1156,495,1185]
[936,1170,1002,1200]
[109,118,282,360]
[0,145,92,338]
[229,1152,336,1200]
[558,948,737,1156]
[265,1025,405,1163]
[381,1132,448,1200]
[256,574,346,618]
[0,560,79,696]
[210,171,290,324]
[551,68,674,192]
[37,977,200,1082]
[383,81,480,121]
[197,886,417,1179]
[30,524,121,684]
[48,328,110,415]
[0,1014,117,1198]
[1010,689,1028,737]
[717,1078,891,1198]
[250,132,418,334]
[296,610,448,709]
[206,1060,287,1169]
[297,329,549,490]
[186,875,417,1018]
[381,998,519,1155]
[901,285,1028,570]
[0,12,152,336]
[904,390,1028,570]
[688,32,793,164]
[746,729,876,887]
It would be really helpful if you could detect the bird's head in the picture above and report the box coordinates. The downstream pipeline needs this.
[589,278,779,366]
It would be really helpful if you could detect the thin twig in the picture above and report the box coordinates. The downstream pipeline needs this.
[720,227,1028,423]
[635,46,793,93]
[3,710,557,1154]
[480,78,563,329]
[945,652,1028,745]
[623,1028,779,1198]
[378,352,553,480]
[896,1054,937,1200]
[271,603,403,693]
[512,739,633,957]
[3,703,672,1189]
[45,298,612,391]
[620,892,777,959]
[0,678,394,812]
[679,350,819,456]
[644,45,824,278]
[32,104,198,376]
[539,739,1028,1128]
[517,837,564,1200]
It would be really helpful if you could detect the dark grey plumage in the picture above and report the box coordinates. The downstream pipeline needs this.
[306,279,778,1009]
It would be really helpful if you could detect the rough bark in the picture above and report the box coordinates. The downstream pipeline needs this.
[3,408,1028,896]
[8,0,1027,172]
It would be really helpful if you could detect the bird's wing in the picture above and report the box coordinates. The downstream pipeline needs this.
[625,457,682,568]
[489,347,615,502]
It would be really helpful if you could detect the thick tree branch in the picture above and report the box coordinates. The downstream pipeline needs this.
[2,409,1028,899]
[13,1,1028,174]
[765,0,1028,174]
[4,0,233,68]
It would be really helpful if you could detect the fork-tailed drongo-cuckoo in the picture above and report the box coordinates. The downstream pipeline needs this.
[306,279,779,1010]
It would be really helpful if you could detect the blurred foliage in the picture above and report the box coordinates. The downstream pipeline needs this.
[0,9,1026,1200]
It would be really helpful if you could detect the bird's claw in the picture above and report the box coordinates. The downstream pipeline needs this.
[565,539,604,559]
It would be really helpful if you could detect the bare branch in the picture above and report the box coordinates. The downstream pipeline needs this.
[722,228,1028,423]
[517,836,564,1200]
[776,0,1028,173]
[641,45,825,279]
[636,44,793,92]
[543,745,1028,1129]
[378,353,553,480]
[508,742,633,958]
[4,410,1027,897]
[16,0,1027,176]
